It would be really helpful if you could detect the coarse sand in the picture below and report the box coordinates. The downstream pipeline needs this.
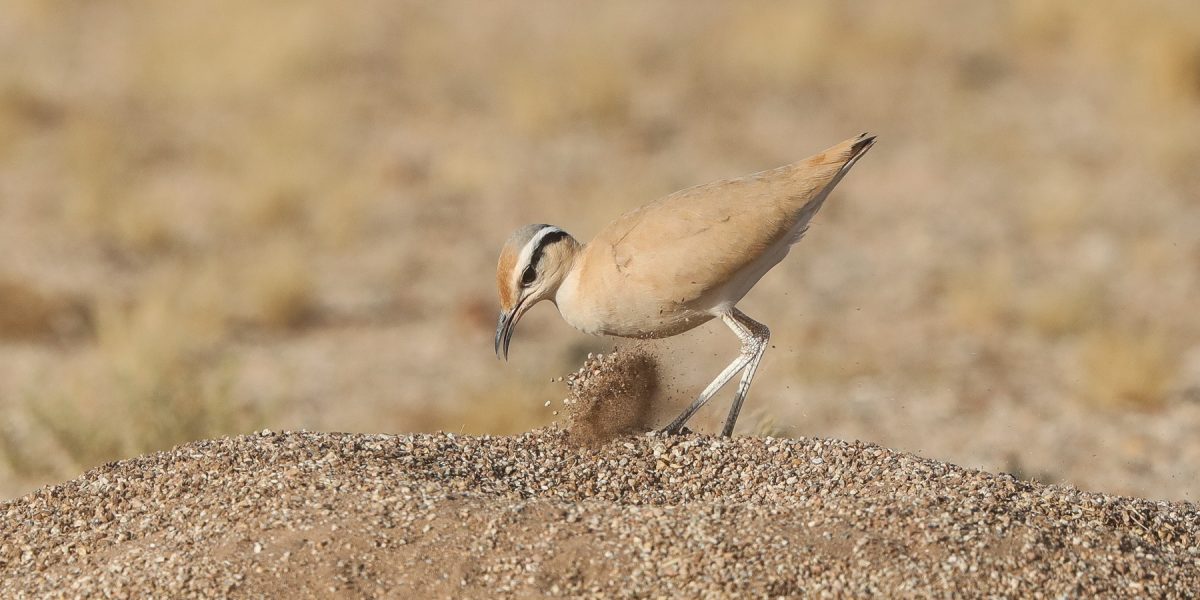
[1,429,1198,598]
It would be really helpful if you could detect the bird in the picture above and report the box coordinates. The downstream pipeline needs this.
[495,133,876,436]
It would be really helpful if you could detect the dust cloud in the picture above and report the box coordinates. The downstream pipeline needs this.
[562,346,664,445]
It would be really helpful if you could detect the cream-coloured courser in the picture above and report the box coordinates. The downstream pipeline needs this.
[495,133,876,436]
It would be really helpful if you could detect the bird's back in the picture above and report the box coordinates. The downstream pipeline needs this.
[559,134,874,338]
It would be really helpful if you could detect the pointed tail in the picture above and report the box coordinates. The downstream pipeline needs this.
[785,132,876,244]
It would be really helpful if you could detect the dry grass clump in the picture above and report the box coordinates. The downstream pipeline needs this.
[703,4,838,92]
[233,238,318,331]
[1077,327,1179,410]
[0,271,263,483]
[1019,280,1103,339]
[562,347,661,446]
[60,115,180,258]
[503,45,633,135]
[0,277,91,342]
[404,376,554,437]
[939,257,1016,336]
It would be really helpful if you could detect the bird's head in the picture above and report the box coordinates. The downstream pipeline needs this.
[494,224,579,360]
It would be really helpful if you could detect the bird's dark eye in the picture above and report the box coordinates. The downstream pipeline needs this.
[521,266,537,287]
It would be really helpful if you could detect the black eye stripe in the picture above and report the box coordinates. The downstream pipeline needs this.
[526,230,568,275]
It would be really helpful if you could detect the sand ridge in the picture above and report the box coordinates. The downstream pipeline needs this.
[1,430,1197,598]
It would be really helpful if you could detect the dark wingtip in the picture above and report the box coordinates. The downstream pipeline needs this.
[852,132,877,155]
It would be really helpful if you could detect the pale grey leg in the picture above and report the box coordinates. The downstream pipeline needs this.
[720,309,770,437]
[661,309,770,437]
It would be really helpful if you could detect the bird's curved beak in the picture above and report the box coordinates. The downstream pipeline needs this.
[494,300,525,361]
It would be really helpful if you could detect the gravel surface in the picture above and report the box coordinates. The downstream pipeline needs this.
[2,430,1198,598]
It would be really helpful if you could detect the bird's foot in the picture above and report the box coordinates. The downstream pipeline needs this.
[659,424,694,436]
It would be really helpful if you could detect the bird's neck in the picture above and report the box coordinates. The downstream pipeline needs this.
[553,243,600,334]
[547,241,582,306]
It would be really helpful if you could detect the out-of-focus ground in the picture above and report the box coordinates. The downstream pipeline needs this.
[1,1,1198,500]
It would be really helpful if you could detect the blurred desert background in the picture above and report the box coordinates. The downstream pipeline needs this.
[1,1,1198,501]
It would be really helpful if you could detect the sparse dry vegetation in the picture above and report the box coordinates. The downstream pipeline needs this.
[0,277,90,342]
[1,1,1199,500]
[1078,327,1179,410]
[407,375,554,437]
[234,237,319,331]
[0,275,264,487]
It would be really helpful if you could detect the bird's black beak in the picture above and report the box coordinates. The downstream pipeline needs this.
[494,307,517,361]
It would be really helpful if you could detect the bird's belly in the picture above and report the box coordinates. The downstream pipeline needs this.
[696,241,791,312]
[556,272,715,339]
[556,239,791,339]
[559,294,715,339]
[601,307,715,339]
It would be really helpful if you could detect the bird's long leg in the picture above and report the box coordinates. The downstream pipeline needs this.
[720,309,770,437]
[661,309,765,435]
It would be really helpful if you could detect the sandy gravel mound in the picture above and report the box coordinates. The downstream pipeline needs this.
[2,430,1198,598]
